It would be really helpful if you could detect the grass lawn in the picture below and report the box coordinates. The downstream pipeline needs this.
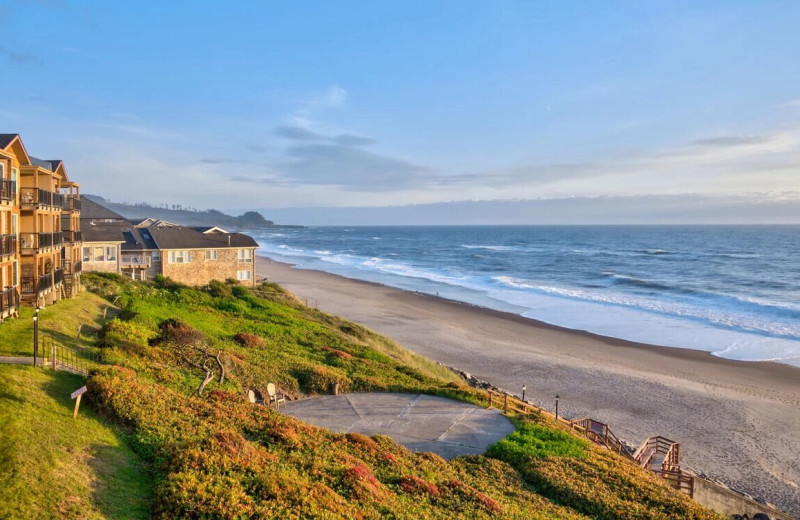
[0,364,152,520]
[0,291,114,357]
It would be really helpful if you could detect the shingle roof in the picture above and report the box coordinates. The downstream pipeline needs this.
[0,134,19,149]
[81,221,130,243]
[145,226,258,250]
[81,198,128,221]
[29,156,57,171]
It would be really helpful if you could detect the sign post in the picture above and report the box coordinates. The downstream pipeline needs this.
[71,386,87,420]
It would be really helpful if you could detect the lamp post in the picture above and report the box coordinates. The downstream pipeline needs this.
[555,394,560,421]
[522,385,527,402]
[33,306,40,367]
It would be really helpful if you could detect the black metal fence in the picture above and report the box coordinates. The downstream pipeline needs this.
[61,196,81,212]
[45,340,101,377]
[0,287,19,316]
[20,188,63,209]
[0,234,16,258]
[0,180,15,202]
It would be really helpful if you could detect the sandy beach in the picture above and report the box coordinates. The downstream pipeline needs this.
[256,256,800,514]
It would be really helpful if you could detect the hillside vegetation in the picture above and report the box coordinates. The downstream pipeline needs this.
[62,272,719,519]
[0,365,151,519]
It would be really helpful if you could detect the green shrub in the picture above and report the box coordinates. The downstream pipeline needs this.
[487,421,587,463]
[294,365,352,395]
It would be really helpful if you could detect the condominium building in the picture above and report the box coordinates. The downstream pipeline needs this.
[0,133,82,319]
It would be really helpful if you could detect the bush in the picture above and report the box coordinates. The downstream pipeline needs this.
[156,319,206,347]
[294,365,352,395]
[205,279,233,299]
[233,332,264,349]
[100,319,153,350]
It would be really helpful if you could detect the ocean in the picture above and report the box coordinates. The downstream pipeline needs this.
[251,225,800,367]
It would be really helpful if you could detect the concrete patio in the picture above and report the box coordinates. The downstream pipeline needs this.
[282,392,515,459]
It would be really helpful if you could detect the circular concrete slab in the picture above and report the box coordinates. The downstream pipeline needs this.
[282,392,515,459]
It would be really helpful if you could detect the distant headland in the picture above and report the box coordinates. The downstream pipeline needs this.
[83,195,302,229]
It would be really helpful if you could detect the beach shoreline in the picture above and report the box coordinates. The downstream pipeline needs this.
[256,255,800,514]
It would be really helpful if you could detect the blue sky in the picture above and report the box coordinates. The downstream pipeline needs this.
[1,1,799,222]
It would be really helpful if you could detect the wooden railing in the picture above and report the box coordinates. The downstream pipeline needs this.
[484,388,694,497]
[572,418,632,458]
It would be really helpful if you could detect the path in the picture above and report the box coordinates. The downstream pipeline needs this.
[283,393,515,459]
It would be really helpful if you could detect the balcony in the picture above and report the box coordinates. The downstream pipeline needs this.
[54,267,64,287]
[62,230,82,244]
[63,260,82,276]
[0,234,16,258]
[20,188,63,210]
[21,273,54,298]
[121,255,151,269]
[0,180,15,203]
[19,232,64,254]
[61,196,81,212]
[0,287,19,317]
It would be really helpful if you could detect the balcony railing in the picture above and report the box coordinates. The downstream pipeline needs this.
[62,230,82,243]
[121,255,151,268]
[20,188,63,209]
[1,287,19,316]
[19,232,64,253]
[0,234,16,258]
[63,260,83,276]
[61,196,81,212]
[21,273,54,297]
[0,180,16,202]
[54,268,64,287]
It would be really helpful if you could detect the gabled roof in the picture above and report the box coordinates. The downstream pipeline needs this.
[29,156,56,171]
[0,134,18,149]
[81,198,128,221]
[0,134,31,165]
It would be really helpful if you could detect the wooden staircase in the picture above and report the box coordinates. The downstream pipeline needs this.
[572,418,695,497]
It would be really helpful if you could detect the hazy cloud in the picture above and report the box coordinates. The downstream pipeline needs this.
[275,125,326,141]
[200,158,249,165]
[690,135,774,147]
[245,144,268,153]
[783,98,800,107]
[0,45,39,64]
[332,134,377,147]
[276,143,431,190]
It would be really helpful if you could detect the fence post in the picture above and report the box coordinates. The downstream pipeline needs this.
[52,342,56,370]
[503,394,508,414]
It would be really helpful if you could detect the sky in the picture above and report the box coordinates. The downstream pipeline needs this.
[1,1,799,224]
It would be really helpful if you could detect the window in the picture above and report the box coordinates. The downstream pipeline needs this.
[152,251,160,262]
[168,250,191,264]
[12,260,18,287]
[82,247,92,262]
[94,246,105,262]
[236,270,251,281]
[238,249,252,263]
[11,214,17,235]
[105,246,117,261]
[205,249,218,260]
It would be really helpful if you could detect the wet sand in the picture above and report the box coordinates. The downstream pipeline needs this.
[257,256,800,514]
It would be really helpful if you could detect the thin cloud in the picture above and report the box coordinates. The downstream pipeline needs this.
[275,125,326,141]
[782,98,800,107]
[245,144,268,153]
[689,135,773,147]
[275,143,431,191]
[200,158,249,165]
[0,45,39,64]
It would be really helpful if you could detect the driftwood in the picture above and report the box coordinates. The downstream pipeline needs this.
[178,344,227,395]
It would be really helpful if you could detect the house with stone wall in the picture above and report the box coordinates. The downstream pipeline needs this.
[81,199,258,286]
